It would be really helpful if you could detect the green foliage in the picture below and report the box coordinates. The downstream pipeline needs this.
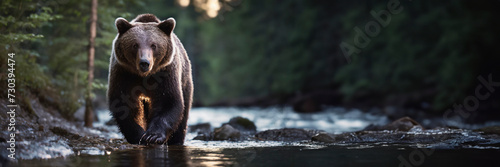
[2,0,499,115]
[196,1,325,104]
[37,0,138,114]
[1,0,139,116]
[334,1,499,111]
[0,0,59,102]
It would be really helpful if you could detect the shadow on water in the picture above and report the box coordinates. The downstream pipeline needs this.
[12,144,500,167]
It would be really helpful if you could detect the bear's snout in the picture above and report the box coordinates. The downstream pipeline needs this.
[139,59,150,72]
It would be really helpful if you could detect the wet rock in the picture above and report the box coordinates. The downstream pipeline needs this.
[311,133,335,143]
[50,127,82,140]
[190,123,213,141]
[0,98,142,160]
[193,133,210,141]
[193,124,243,141]
[309,119,496,144]
[363,116,423,131]
[474,126,500,135]
[386,117,423,131]
[214,124,241,141]
[223,117,256,133]
[193,118,255,141]
[189,123,211,134]
[310,127,500,146]
[255,128,322,141]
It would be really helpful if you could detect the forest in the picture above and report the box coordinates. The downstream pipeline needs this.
[1,0,500,123]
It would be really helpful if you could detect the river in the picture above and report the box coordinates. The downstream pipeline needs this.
[9,107,500,166]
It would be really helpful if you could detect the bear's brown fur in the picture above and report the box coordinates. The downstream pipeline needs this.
[107,14,193,145]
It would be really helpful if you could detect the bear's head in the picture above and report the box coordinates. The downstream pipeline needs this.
[113,14,176,76]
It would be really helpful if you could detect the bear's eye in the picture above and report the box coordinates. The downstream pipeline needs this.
[151,44,156,50]
[133,44,139,49]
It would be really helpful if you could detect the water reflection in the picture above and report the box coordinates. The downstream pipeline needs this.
[112,146,244,167]
[114,146,192,166]
[196,152,232,166]
[12,145,500,166]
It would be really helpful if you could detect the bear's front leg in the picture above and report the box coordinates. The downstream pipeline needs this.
[108,85,147,144]
[140,93,184,145]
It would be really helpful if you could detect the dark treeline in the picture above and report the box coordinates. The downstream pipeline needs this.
[1,0,499,122]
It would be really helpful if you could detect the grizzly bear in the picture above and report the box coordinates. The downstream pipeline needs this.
[107,14,193,145]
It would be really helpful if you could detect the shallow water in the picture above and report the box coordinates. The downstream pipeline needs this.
[187,107,390,133]
[7,107,500,166]
[12,144,500,166]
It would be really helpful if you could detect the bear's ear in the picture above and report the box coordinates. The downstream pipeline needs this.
[158,18,176,36]
[115,18,132,34]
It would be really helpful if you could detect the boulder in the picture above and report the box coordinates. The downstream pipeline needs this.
[214,124,241,141]
[223,117,257,133]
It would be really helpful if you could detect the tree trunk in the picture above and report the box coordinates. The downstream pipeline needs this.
[85,0,98,127]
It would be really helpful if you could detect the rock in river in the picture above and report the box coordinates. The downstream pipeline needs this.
[223,116,257,133]
[214,124,241,141]
[255,128,323,142]
[193,117,255,141]
[362,116,423,131]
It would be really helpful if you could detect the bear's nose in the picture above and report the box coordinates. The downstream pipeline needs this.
[139,59,150,72]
